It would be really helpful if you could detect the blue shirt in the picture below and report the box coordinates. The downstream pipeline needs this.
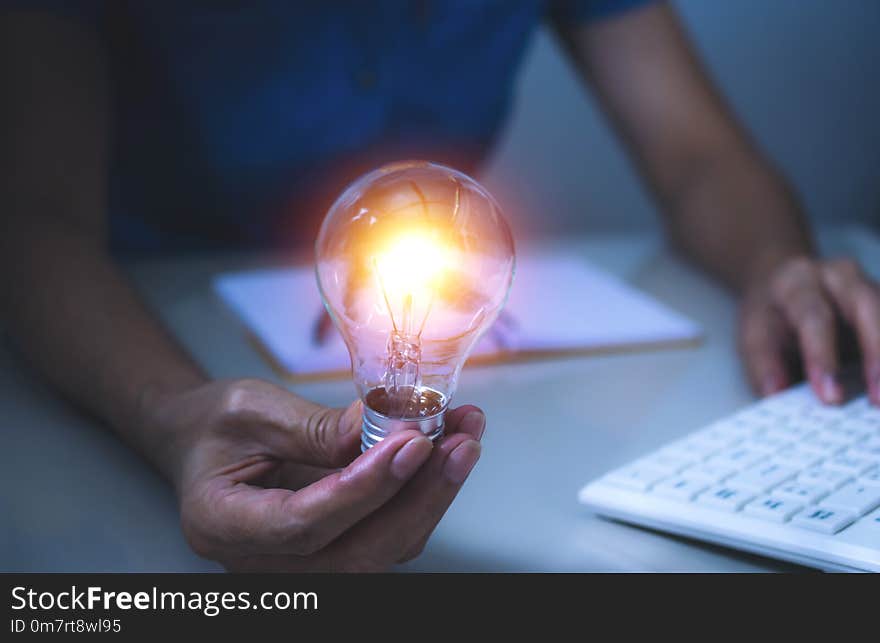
[7,0,654,253]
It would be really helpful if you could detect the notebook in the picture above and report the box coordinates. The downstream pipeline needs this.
[213,252,703,380]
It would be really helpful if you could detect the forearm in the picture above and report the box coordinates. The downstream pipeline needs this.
[660,149,815,292]
[0,12,209,484]
[0,215,208,481]
[553,3,815,292]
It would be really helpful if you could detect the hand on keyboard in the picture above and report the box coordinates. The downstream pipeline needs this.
[737,257,880,407]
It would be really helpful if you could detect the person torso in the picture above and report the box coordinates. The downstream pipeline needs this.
[102,0,545,253]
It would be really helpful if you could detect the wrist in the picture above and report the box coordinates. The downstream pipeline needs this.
[133,375,209,491]
[741,245,815,293]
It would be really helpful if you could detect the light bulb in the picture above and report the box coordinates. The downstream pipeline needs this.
[315,160,515,450]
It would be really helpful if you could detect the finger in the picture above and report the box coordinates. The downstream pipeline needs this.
[395,408,486,563]
[188,429,433,559]
[820,259,880,405]
[444,404,486,440]
[316,409,484,570]
[738,296,792,396]
[225,382,363,467]
[772,262,843,403]
[291,398,363,466]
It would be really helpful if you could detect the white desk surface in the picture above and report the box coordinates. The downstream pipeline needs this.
[2,226,878,572]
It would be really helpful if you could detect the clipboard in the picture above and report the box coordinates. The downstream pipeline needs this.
[213,252,703,382]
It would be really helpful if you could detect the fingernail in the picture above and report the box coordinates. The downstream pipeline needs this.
[443,440,481,484]
[390,436,432,480]
[821,373,842,405]
[462,411,486,440]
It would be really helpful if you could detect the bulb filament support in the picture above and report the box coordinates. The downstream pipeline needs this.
[383,331,422,416]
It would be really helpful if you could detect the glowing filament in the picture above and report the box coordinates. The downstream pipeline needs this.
[374,232,450,336]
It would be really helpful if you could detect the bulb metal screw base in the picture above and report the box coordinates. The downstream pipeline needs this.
[361,404,446,451]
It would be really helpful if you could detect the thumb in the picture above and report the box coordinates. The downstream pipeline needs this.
[213,380,364,468]
[297,399,363,467]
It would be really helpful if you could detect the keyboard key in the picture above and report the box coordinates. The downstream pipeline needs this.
[697,485,755,512]
[859,469,880,486]
[816,429,858,445]
[604,466,667,492]
[707,446,770,470]
[791,506,857,534]
[651,477,709,502]
[662,439,720,459]
[843,397,874,416]
[636,453,695,474]
[785,415,834,434]
[798,467,853,490]
[821,483,880,516]
[801,406,847,425]
[773,482,831,504]
[726,416,766,435]
[744,496,803,523]
[831,419,876,442]
[749,433,794,453]
[734,406,781,424]
[846,405,880,427]
[835,507,880,550]
[774,423,817,438]
[800,433,851,455]
[728,462,798,493]
[823,454,878,477]
[695,425,743,449]
[681,463,736,484]
[850,439,880,459]
[772,447,823,469]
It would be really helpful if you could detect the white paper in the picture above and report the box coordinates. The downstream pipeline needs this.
[213,253,702,377]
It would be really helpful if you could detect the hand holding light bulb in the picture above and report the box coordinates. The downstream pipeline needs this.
[168,161,510,571]
[169,378,486,572]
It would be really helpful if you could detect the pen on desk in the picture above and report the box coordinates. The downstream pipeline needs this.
[312,308,334,346]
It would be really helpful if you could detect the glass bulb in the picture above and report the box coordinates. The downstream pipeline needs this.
[315,160,515,450]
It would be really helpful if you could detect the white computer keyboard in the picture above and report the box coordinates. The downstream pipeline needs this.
[579,382,880,572]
